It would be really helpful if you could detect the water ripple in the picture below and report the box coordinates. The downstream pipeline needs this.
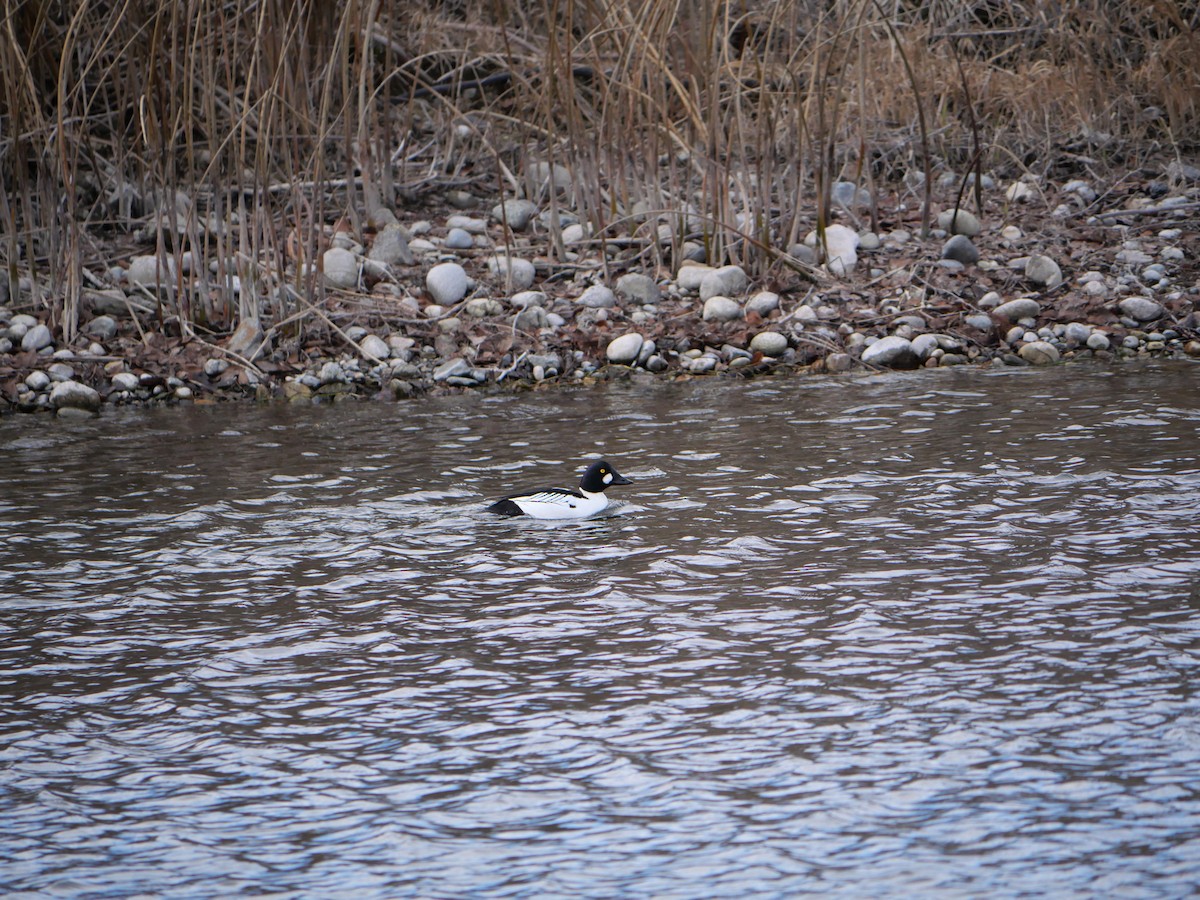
[2,363,1200,897]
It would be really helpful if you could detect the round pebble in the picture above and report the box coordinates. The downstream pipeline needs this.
[936,208,982,236]
[322,248,358,289]
[1118,296,1163,322]
[426,262,469,305]
[444,228,474,250]
[606,333,644,364]
[487,256,536,291]
[749,331,788,356]
[702,296,742,322]
[576,284,616,309]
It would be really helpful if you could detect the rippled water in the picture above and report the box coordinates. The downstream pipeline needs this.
[3,361,1200,898]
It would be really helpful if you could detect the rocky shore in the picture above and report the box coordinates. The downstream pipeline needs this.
[2,168,1197,418]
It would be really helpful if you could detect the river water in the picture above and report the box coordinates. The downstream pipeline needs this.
[2,361,1200,898]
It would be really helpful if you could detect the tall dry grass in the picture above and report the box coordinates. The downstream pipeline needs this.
[2,0,1197,344]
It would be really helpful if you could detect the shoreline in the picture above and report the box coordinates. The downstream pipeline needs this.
[3,176,1197,419]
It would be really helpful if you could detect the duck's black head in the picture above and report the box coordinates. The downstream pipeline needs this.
[579,459,631,494]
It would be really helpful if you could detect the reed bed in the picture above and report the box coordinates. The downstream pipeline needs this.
[2,0,1197,343]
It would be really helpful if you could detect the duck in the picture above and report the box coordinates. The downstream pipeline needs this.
[485,459,631,519]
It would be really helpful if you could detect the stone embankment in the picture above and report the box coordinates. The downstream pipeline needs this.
[2,170,1197,417]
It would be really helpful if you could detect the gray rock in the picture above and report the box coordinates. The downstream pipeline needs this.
[1086,332,1111,351]
[491,199,539,231]
[1116,247,1153,265]
[111,372,139,392]
[788,243,818,265]
[445,215,487,234]
[317,361,345,384]
[21,323,52,351]
[825,352,853,373]
[636,339,656,366]
[1018,341,1060,365]
[204,358,230,377]
[832,181,871,208]
[936,208,982,236]
[993,298,1041,322]
[676,264,715,292]
[528,161,572,192]
[749,331,788,356]
[615,273,660,306]
[47,362,75,382]
[965,313,993,331]
[861,335,918,369]
[606,332,644,364]
[426,262,469,305]
[1063,322,1091,345]
[127,254,176,286]
[910,333,940,360]
[85,316,118,340]
[511,290,546,308]
[514,306,549,329]
[577,284,616,309]
[942,234,980,265]
[713,265,748,296]
[527,353,561,371]
[443,228,474,250]
[50,379,101,412]
[464,297,504,317]
[702,296,742,322]
[368,223,414,266]
[359,334,391,360]
[487,256,536,291]
[433,357,470,381]
[1118,296,1163,322]
[745,291,780,317]
[323,247,359,288]
[25,370,51,391]
[698,271,728,302]
[1026,255,1063,288]
[687,355,718,374]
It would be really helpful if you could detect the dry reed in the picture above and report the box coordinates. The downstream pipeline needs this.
[1,0,1196,343]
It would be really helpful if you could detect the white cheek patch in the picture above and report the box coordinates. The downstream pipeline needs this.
[602,472,613,485]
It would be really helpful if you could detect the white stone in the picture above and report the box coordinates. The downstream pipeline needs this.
[1006,181,1035,202]
[1118,297,1163,322]
[127,254,176,286]
[491,199,539,230]
[749,331,788,356]
[702,296,742,322]
[676,264,715,292]
[426,262,469,305]
[49,380,101,412]
[322,247,358,289]
[1018,341,1060,365]
[606,332,644,364]
[936,208,982,236]
[111,372,139,392]
[444,228,474,250]
[861,335,918,368]
[746,291,780,316]
[359,334,391,359]
[993,298,1041,321]
[576,284,616,308]
[487,256,536,291]
[21,323,53,351]
[445,215,487,234]
[615,273,660,306]
[1025,255,1063,288]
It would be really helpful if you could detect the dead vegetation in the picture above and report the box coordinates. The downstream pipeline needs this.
[1,0,1197,347]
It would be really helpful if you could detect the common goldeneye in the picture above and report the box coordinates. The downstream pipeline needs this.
[486,459,631,519]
